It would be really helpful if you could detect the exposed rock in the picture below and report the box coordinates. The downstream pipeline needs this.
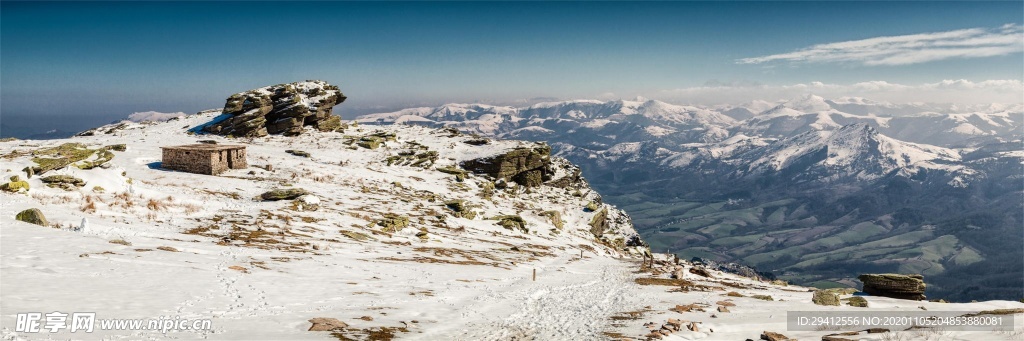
[40,175,86,191]
[761,331,790,341]
[843,296,868,307]
[812,290,840,306]
[493,215,526,232]
[459,144,553,187]
[717,306,730,313]
[107,144,127,151]
[1,175,30,192]
[204,80,346,137]
[259,188,309,201]
[588,208,609,236]
[689,266,713,278]
[751,295,774,301]
[376,214,409,232]
[444,200,476,219]
[307,317,348,332]
[822,332,859,341]
[15,208,48,226]
[539,210,563,229]
[858,273,926,301]
[285,150,310,158]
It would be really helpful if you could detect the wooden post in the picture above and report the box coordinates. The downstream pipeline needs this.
[533,269,536,281]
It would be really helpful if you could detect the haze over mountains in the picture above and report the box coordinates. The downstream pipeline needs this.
[358,95,1024,302]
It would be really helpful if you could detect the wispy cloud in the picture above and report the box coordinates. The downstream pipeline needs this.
[738,24,1024,66]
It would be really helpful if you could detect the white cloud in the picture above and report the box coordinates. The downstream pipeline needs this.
[646,79,1023,106]
[127,111,186,123]
[738,25,1024,66]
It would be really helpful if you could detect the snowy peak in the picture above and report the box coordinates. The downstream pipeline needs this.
[773,94,833,114]
[744,123,961,180]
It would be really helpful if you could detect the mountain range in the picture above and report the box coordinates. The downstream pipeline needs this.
[357,95,1024,301]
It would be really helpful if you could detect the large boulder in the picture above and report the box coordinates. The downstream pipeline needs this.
[858,273,926,301]
[205,80,347,137]
[459,144,553,187]
[15,208,48,226]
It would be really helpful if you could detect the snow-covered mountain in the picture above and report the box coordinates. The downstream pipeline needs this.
[356,95,1024,302]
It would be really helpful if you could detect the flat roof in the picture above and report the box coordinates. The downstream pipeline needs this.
[161,144,246,151]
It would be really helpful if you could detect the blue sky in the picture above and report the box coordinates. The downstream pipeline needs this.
[1,1,1022,136]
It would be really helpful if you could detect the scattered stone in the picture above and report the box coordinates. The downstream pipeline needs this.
[285,150,310,157]
[376,214,409,232]
[687,322,699,332]
[156,246,179,252]
[198,140,217,145]
[716,301,736,307]
[761,331,790,341]
[717,306,730,313]
[864,328,890,333]
[584,201,600,212]
[444,199,476,219]
[15,208,48,226]
[357,316,374,321]
[858,273,926,301]
[751,295,774,301]
[812,290,841,306]
[493,215,527,232]
[307,317,348,332]
[843,296,868,307]
[204,80,346,137]
[260,188,309,201]
[463,138,489,146]
[726,291,745,297]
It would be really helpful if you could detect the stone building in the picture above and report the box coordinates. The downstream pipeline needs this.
[161,144,247,175]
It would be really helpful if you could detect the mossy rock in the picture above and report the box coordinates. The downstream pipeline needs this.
[1,180,30,192]
[15,208,48,226]
[842,296,868,307]
[107,144,127,151]
[376,214,409,232]
[584,201,600,212]
[493,215,527,232]
[259,188,309,201]
[445,199,476,219]
[812,290,840,306]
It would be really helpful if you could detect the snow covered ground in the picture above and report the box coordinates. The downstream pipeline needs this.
[1,112,1021,340]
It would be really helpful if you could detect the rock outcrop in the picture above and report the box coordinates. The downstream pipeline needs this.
[459,144,553,187]
[858,273,926,301]
[205,80,346,137]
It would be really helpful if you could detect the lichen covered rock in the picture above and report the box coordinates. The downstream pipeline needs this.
[260,188,309,201]
[204,80,346,137]
[40,175,86,191]
[15,208,48,226]
[858,273,926,301]
[812,290,840,306]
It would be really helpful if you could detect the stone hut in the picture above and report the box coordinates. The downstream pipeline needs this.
[161,144,247,175]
